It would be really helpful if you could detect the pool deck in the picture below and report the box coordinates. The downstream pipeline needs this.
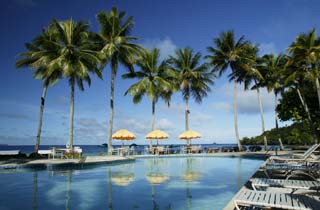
[0,155,135,170]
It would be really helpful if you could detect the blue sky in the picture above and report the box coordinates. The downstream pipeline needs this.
[1,0,319,145]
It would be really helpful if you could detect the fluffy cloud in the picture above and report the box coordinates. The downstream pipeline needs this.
[119,118,149,134]
[212,84,275,114]
[156,118,174,130]
[141,37,177,60]
[259,42,278,55]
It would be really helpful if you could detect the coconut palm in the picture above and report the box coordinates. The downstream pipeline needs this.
[229,44,270,150]
[45,20,102,150]
[260,54,287,149]
[169,48,214,144]
[206,30,254,151]
[287,29,320,110]
[123,48,176,148]
[96,7,143,154]
[284,58,319,142]
[16,27,62,154]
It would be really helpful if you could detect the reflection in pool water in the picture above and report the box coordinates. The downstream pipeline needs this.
[0,156,263,210]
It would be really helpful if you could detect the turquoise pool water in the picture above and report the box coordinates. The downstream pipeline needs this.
[0,156,263,210]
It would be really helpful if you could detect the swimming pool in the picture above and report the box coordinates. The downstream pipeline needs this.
[0,156,263,210]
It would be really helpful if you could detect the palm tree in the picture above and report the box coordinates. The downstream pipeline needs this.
[45,20,102,150]
[123,48,176,148]
[287,29,320,110]
[261,54,286,149]
[284,58,320,143]
[16,27,62,154]
[206,30,254,151]
[169,48,214,145]
[230,44,270,151]
[96,7,143,154]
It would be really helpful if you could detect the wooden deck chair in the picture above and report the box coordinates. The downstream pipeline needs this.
[234,189,320,210]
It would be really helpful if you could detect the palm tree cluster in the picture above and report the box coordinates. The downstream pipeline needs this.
[16,7,320,154]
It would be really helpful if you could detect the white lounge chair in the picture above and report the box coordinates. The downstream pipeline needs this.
[251,178,320,192]
[264,162,320,180]
[269,144,320,162]
[234,189,320,210]
[0,150,20,155]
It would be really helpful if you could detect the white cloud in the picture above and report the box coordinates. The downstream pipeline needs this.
[212,83,275,115]
[160,102,185,115]
[156,118,174,130]
[259,42,278,56]
[119,118,149,134]
[141,37,177,60]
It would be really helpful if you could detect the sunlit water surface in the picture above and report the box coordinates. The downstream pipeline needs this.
[0,156,263,210]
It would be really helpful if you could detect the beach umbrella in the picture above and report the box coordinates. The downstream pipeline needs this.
[179,130,201,145]
[146,130,169,146]
[111,172,135,186]
[146,172,170,185]
[112,129,136,146]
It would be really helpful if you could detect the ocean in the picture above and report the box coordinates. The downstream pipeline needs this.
[0,144,239,156]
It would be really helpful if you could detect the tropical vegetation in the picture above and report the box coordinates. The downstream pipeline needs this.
[16,7,320,154]
[96,7,144,154]
[123,48,176,147]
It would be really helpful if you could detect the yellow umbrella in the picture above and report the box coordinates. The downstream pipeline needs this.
[146,130,169,139]
[179,130,201,145]
[112,129,136,146]
[146,172,169,185]
[146,130,169,146]
[111,172,135,186]
[181,171,201,182]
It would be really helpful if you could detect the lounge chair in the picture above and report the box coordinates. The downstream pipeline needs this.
[38,150,52,158]
[191,145,202,153]
[251,178,320,192]
[269,144,320,163]
[264,162,320,180]
[0,150,20,155]
[234,189,320,210]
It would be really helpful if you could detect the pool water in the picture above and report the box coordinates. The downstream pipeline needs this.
[0,156,263,210]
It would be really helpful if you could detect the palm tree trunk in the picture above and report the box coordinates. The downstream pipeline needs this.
[185,97,189,131]
[150,99,155,148]
[296,88,319,143]
[68,79,75,150]
[185,96,190,145]
[274,93,284,150]
[315,78,320,110]
[107,167,113,210]
[32,171,38,210]
[233,81,242,151]
[256,87,268,151]
[34,84,47,153]
[108,70,116,155]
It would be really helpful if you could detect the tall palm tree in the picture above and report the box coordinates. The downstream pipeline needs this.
[284,58,319,142]
[206,30,254,151]
[16,27,62,154]
[46,20,102,150]
[287,29,320,110]
[169,48,214,145]
[261,54,286,149]
[230,45,269,150]
[123,48,176,148]
[96,7,143,154]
